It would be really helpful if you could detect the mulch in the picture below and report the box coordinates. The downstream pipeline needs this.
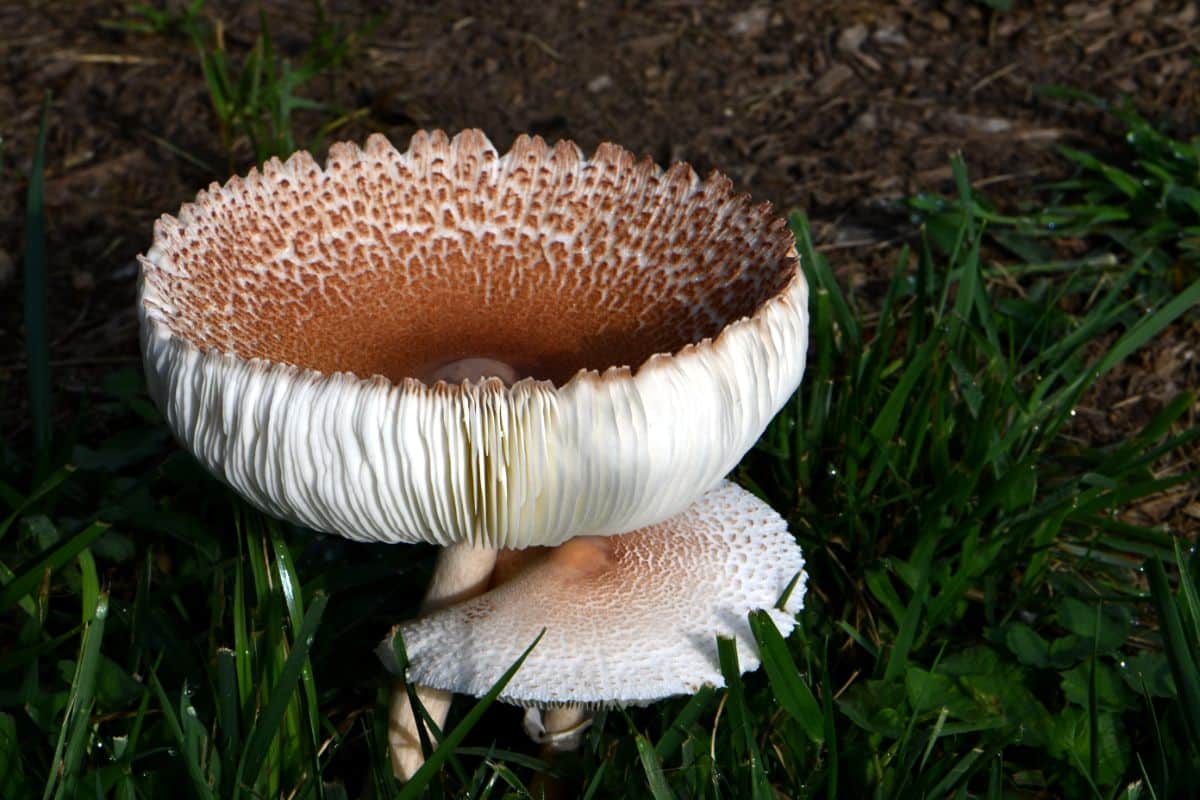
[1,0,1196,528]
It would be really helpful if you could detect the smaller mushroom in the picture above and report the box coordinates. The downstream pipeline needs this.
[378,480,805,760]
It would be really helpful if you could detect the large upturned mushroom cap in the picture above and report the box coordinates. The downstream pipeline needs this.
[139,130,808,548]
[380,481,806,707]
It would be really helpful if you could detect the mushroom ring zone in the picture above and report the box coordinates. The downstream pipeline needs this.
[138,130,809,549]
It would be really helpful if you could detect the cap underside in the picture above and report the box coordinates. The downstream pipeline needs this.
[141,130,796,386]
[383,481,806,707]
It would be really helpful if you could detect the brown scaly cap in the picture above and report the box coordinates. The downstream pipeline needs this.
[139,130,809,547]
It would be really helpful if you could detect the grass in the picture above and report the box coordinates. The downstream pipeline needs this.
[22,96,51,485]
[741,196,1199,796]
[908,86,1200,292]
[122,0,372,167]
[3,11,1200,798]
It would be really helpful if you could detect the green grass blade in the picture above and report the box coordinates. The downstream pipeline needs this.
[868,335,939,450]
[388,630,448,771]
[1174,539,1200,653]
[0,713,25,798]
[215,648,241,773]
[884,582,928,682]
[268,523,322,726]
[42,592,108,800]
[790,212,861,350]
[634,728,678,800]
[148,668,216,800]
[926,745,987,798]
[580,761,607,800]
[819,640,837,800]
[1145,556,1200,755]
[267,522,323,793]
[656,686,715,762]
[76,548,98,627]
[235,592,328,791]
[716,636,772,800]
[0,521,108,613]
[1089,607,1100,786]
[398,630,545,800]
[748,610,823,742]
[0,465,73,544]
[23,94,52,483]
[0,627,79,672]
[1089,279,1200,382]
[231,527,252,722]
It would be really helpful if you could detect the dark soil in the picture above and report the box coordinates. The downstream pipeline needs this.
[1,0,1197,525]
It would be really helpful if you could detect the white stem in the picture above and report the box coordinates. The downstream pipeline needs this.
[523,705,594,752]
[388,684,452,781]
[419,542,500,613]
[389,542,498,781]
[428,357,520,386]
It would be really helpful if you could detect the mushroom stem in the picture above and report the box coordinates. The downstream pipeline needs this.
[523,705,594,751]
[427,356,521,386]
[389,542,498,781]
[420,541,500,613]
[388,684,453,781]
[525,706,594,800]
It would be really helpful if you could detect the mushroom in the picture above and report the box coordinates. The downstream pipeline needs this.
[380,480,806,753]
[137,129,809,780]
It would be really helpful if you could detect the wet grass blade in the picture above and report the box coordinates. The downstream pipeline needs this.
[268,522,323,791]
[633,727,677,800]
[0,465,73,543]
[791,212,860,350]
[1082,278,1200,391]
[24,95,52,483]
[749,610,823,743]
[717,636,772,800]
[884,582,928,682]
[820,640,837,800]
[398,630,544,800]
[235,592,328,792]
[1145,556,1200,755]
[1089,607,1101,786]
[389,629,447,772]
[656,686,715,761]
[231,525,252,721]
[42,592,108,800]
[149,667,216,800]
[1174,539,1200,652]
[0,521,107,614]
[926,745,989,798]
[580,762,607,800]
[215,648,240,768]
[76,548,98,627]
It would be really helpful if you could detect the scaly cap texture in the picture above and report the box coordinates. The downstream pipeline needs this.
[139,130,809,547]
[381,481,806,706]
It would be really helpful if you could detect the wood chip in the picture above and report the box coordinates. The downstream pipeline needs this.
[813,63,855,96]
[729,7,770,38]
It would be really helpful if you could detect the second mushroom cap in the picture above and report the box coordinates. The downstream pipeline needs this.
[380,480,806,707]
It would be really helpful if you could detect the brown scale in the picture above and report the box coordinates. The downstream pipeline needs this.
[145,131,797,386]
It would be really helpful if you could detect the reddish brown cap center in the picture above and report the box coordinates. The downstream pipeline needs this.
[144,133,796,385]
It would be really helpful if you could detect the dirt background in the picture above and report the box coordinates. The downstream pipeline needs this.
[1,0,1198,524]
